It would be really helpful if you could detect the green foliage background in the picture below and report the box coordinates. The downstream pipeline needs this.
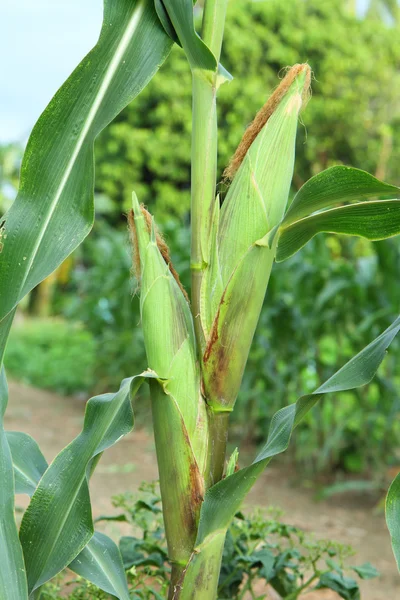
[94,0,400,219]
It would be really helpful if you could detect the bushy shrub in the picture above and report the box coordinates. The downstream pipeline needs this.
[40,483,377,599]
[5,318,96,395]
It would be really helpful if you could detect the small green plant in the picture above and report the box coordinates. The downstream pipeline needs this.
[40,483,377,600]
[5,318,96,394]
[1,1,400,600]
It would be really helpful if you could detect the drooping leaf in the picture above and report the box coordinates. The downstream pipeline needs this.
[19,373,156,593]
[282,166,400,226]
[6,431,48,496]
[69,531,130,600]
[154,0,180,43]
[161,0,216,73]
[8,430,131,595]
[196,316,400,545]
[386,471,400,570]
[0,0,172,355]
[276,200,400,262]
[351,562,379,580]
[316,572,360,600]
[0,369,28,599]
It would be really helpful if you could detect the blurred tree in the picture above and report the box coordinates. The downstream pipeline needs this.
[364,0,400,22]
[94,0,400,220]
[0,143,21,215]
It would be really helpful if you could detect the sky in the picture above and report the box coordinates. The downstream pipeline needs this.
[1,0,103,143]
[1,0,371,145]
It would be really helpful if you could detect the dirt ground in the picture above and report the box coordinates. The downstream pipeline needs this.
[5,381,400,600]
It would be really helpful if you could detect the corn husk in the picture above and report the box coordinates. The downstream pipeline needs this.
[201,65,311,410]
[129,194,208,564]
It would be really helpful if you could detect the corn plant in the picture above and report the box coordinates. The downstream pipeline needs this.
[1,1,400,599]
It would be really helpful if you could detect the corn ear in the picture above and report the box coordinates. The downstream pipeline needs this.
[201,65,310,410]
[129,194,208,565]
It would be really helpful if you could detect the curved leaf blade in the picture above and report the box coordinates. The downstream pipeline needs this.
[0,0,172,329]
[276,200,400,262]
[19,373,156,593]
[283,166,400,226]
[154,0,180,43]
[0,369,28,599]
[7,431,48,496]
[69,531,130,600]
[196,316,400,545]
[386,472,400,570]
[161,0,216,72]
[0,309,15,365]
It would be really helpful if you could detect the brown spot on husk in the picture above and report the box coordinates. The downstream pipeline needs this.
[189,461,204,508]
[203,311,219,364]
[223,64,311,180]
[127,206,189,302]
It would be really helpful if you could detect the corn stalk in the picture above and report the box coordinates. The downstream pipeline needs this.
[1,1,400,599]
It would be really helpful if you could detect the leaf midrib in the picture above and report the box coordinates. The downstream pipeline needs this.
[19,0,146,300]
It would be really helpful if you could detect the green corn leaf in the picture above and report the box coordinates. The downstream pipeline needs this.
[19,373,156,594]
[276,200,400,262]
[161,0,216,73]
[69,531,130,600]
[0,309,15,365]
[154,0,180,43]
[6,431,48,497]
[7,433,130,596]
[196,316,400,546]
[0,0,172,353]
[283,166,400,226]
[0,369,28,599]
[386,472,400,570]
